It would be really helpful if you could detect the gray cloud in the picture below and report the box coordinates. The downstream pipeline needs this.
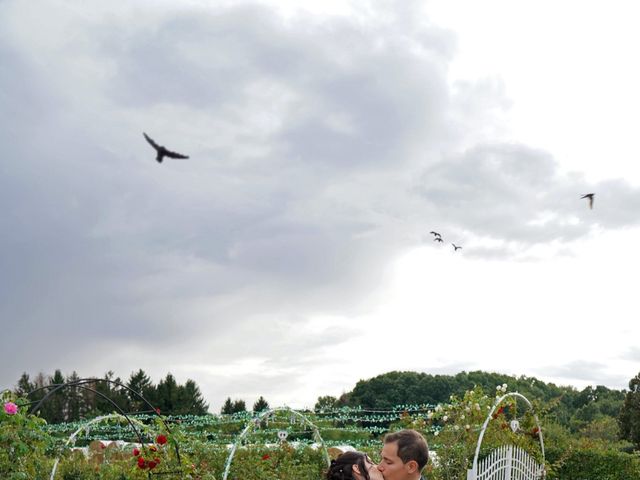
[1,1,637,408]
[415,142,640,257]
[533,361,629,389]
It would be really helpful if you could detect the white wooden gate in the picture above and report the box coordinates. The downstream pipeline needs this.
[467,444,545,480]
[467,392,545,480]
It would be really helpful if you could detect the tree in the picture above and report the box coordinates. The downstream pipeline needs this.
[253,396,269,413]
[127,369,156,412]
[221,397,234,414]
[65,371,85,421]
[45,369,67,423]
[314,395,338,412]
[156,373,179,414]
[619,372,640,448]
[15,372,33,398]
[232,399,246,413]
[176,379,209,415]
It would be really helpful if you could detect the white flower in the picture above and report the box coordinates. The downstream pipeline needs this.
[465,424,471,430]
[442,415,448,422]
[465,406,471,413]
[460,414,465,420]
[454,425,460,431]
[434,431,439,436]
[427,412,433,419]
[502,383,508,391]
[435,405,443,412]
[475,403,481,411]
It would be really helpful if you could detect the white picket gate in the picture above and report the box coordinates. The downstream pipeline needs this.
[467,392,546,480]
[466,444,545,480]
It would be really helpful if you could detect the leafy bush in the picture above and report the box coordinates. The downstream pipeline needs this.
[550,446,640,480]
[0,391,53,479]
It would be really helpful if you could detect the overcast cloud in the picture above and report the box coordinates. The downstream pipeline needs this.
[1,0,638,410]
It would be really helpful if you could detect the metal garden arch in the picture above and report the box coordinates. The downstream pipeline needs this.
[467,392,546,480]
[222,406,331,480]
[23,378,184,479]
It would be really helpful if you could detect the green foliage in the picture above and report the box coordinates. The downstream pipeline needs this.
[226,443,327,480]
[0,391,53,479]
[314,396,338,412]
[416,386,543,480]
[549,445,640,480]
[345,370,624,435]
[619,371,640,448]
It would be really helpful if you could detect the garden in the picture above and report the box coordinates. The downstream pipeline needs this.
[3,382,640,480]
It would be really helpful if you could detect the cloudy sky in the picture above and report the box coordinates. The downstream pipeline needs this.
[2,0,640,412]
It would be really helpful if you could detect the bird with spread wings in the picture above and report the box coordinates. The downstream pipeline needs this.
[143,132,190,163]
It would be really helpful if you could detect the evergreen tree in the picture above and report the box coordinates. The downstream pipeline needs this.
[156,373,179,414]
[127,369,156,413]
[45,369,67,423]
[253,396,269,413]
[65,371,85,421]
[221,397,234,414]
[232,399,246,413]
[15,372,33,398]
[176,379,209,414]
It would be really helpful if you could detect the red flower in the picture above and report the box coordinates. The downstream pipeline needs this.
[155,408,161,414]
[150,445,158,452]
[137,456,146,469]
[154,457,161,464]
[147,460,158,470]
[132,448,140,457]
[100,442,106,449]
[262,454,271,461]
[156,434,168,445]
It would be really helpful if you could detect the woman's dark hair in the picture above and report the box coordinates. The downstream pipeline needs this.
[325,451,371,480]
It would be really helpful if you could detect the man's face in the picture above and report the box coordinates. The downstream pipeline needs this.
[378,441,415,480]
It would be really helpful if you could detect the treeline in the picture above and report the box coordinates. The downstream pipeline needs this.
[315,370,626,435]
[13,369,208,423]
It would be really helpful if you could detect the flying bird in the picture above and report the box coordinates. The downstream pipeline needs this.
[143,132,189,163]
[581,193,595,209]
[434,237,444,243]
[430,231,442,238]
[452,243,462,251]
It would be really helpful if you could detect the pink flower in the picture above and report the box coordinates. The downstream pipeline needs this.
[4,402,18,415]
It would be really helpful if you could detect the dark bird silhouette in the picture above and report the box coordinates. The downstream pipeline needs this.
[143,132,189,163]
[581,193,595,209]
[430,231,442,238]
[434,237,444,243]
[452,243,462,251]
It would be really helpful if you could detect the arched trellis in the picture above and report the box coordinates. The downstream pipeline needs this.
[21,378,184,479]
[49,413,147,480]
[222,406,331,480]
[467,392,546,480]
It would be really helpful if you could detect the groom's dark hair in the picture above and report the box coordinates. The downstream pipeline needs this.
[383,429,429,470]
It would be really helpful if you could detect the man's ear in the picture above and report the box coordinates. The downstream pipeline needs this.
[405,460,418,474]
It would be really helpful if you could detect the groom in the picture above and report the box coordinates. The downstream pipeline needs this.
[377,429,429,480]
